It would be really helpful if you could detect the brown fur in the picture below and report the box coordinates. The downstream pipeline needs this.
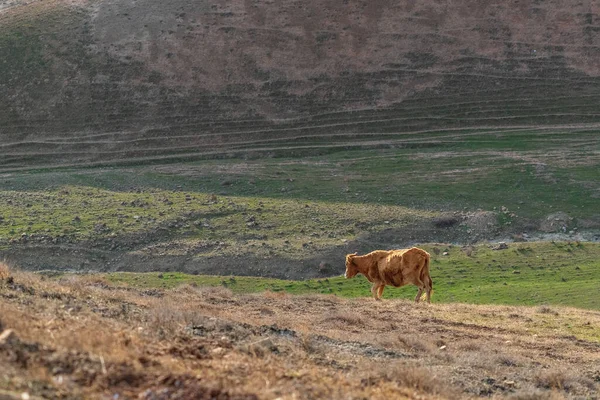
[345,247,433,303]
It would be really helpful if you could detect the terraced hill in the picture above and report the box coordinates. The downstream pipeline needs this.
[1,0,600,170]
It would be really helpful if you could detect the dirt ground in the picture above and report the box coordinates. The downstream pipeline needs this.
[1,264,599,399]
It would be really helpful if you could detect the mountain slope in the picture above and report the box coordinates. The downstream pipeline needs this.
[1,0,600,170]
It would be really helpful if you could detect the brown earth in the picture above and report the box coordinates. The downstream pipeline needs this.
[1,263,599,399]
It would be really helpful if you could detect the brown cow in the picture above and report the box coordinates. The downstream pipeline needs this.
[344,247,433,303]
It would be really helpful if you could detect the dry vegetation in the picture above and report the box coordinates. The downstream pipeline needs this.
[1,261,599,399]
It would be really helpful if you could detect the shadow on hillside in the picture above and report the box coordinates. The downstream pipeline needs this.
[0,217,504,279]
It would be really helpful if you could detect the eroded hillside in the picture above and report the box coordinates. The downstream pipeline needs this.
[1,0,600,170]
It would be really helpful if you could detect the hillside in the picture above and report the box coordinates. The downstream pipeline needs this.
[2,3,600,399]
[1,0,600,170]
[1,264,599,399]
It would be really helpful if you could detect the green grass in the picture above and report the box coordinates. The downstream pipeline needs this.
[1,129,598,219]
[101,241,600,310]
[0,185,433,258]
[0,129,597,260]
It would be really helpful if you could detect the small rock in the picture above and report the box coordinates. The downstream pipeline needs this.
[211,347,226,356]
[494,242,509,250]
[0,329,19,347]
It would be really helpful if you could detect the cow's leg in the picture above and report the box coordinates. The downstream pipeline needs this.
[424,276,432,304]
[370,283,379,300]
[377,285,385,300]
[371,283,382,301]
[415,288,422,303]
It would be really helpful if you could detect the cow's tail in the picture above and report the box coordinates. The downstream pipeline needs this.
[420,252,433,297]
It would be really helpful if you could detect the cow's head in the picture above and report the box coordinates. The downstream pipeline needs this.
[344,252,359,279]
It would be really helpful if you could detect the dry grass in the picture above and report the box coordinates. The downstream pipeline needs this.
[0,261,10,280]
[1,267,599,399]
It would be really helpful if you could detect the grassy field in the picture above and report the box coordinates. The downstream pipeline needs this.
[2,128,598,215]
[102,241,600,311]
[0,133,598,282]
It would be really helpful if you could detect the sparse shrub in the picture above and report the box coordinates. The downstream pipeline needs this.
[392,366,442,393]
[57,275,93,295]
[396,335,435,353]
[300,293,341,304]
[537,305,559,316]
[299,333,322,355]
[174,284,233,299]
[170,284,198,295]
[200,285,234,299]
[508,387,564,400]
[146,300,202,338]
[74,275,112,289]
[535,369,574,391]
[293,324,322,355]
[0,261,10,280]
[458,341,481,351]
[461,351,498,371]
[321,311,364,327]
[432,215,460,228]
[368,363,450,396]
[497,354,519,367]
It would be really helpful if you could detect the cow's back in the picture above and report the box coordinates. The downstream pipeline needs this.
[382,247,429,287]
[358,250,393,282]
[403,247,429,266]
